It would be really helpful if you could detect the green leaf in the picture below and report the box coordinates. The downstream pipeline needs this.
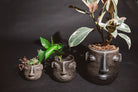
[40,37,50,49]
[118,33,131,49]
[45,45,58,60]
[69,27,94,47]
[117,23,131,33]
[38,49,45,63]
[111,30,118,38]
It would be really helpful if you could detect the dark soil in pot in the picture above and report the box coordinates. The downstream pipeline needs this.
[51,54,76,82]
[85,44,122,85]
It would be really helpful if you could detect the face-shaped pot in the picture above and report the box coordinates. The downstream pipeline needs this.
[51,55,76,82]
[85,45,122,84]
[24,63,43,80]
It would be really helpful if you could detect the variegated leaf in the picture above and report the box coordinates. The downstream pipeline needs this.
[111,30,118,38]
[118,33,131,49]
[117,23,131,33]
[106,0,118,14]
[69,27,94,47]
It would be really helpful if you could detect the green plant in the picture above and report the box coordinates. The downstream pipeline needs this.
[38,37,64,62]
[19,57,40,71]
[68,0,131,49]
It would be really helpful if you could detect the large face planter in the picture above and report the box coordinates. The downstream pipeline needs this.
[51,55,76,82]
[85,45,122,84]
[24,63,43,80]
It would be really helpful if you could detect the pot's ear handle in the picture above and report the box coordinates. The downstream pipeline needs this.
[51,62,55,68]
[119,53,122,62]
[18,64,24,71]
[85,52,89,61]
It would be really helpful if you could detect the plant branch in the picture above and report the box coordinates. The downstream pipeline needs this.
[91,13,105,44]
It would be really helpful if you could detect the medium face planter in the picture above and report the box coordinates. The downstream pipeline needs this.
[51,55,76,82]
[23,63,43,80]
[85,45,122,84]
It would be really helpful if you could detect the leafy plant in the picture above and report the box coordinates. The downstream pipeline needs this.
[19,57,40,71]
[38,37,64,63]
[68,0,131,49]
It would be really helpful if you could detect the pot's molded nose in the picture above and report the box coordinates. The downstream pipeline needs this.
[29,66,35,77]
[99,53,109,74]
[61,63,67,75]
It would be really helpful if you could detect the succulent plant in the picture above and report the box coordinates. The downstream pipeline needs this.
[18,57,40,71]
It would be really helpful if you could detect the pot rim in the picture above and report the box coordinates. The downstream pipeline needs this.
[88,45,119,53]
[25,62,42,67]
[54,54,74,62]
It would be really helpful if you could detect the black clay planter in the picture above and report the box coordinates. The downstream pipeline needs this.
[51,55,76,82]
[85,45,122,84]
[23,63,43,80]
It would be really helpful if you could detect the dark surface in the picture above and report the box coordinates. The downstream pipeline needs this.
[0,0,138,92]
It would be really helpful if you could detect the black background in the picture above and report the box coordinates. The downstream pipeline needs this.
[0,0,138,92]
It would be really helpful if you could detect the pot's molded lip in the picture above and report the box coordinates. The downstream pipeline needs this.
[25,63,42,67]
[88,45,119,53]
[55,55,74,62]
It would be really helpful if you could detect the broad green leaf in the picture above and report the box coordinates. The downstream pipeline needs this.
[118,33,131,49]
[117,23,131,33]
[40,37,50,49]
[45,45,58,60]
[69,27,94,47]
[111,30,118,38]
[57,43,64,50]
[38,49,45,63]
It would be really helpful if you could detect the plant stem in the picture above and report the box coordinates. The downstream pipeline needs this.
[91,13,105,45]
[107,33,113,45]
[106,12,113,45]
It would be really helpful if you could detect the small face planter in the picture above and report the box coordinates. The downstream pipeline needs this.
[85,45,122,84]
[23,63,43,80]
[51,55,76,82]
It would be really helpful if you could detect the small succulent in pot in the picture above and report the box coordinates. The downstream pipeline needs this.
[19,57,43,80]
[68,0,131,84]
[38,37,76,82]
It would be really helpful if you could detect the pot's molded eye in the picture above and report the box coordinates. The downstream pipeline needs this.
[89,55,96,61]
[69,62,76,69]
[52,62,60,69]
[36,68,41,71]
[112,55,119,62]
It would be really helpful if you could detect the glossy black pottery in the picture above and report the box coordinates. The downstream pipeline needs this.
[51,55,76,82]
[85,45,122,84]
